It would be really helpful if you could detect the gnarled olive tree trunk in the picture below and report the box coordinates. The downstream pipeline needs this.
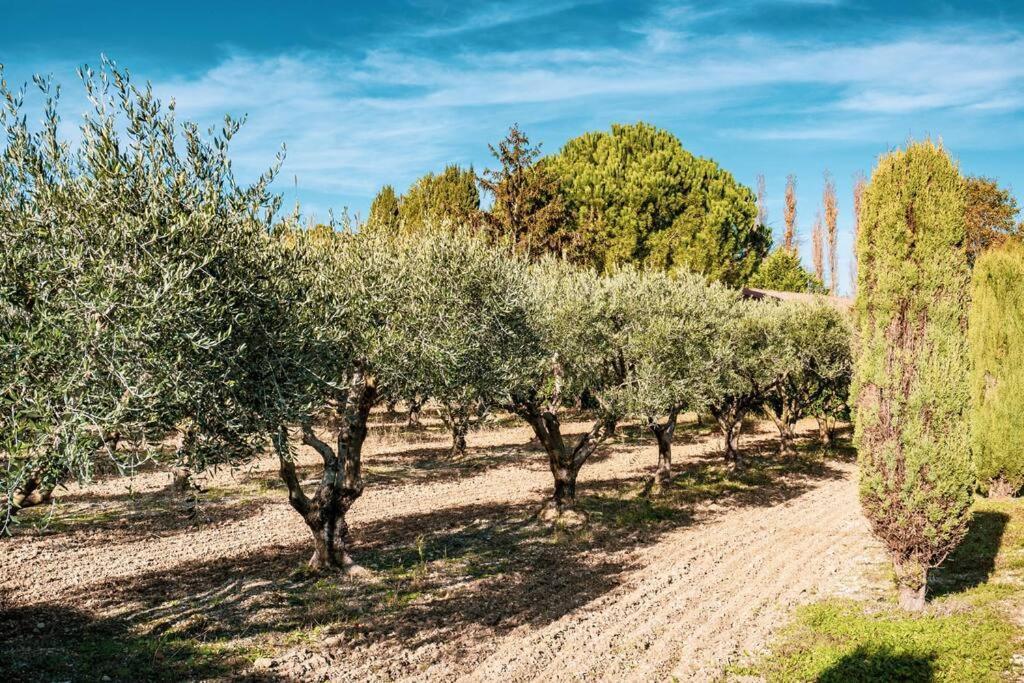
[440,404,471,458]
[275,372,377,573]
[763,388,799,455]
[644,408,680,495]
[710,402,744,467]
[513,397,613,516]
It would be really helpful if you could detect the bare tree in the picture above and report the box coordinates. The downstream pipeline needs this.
[756,174,768,229]
[784,174,797,252]
[823,171,839,293]
[812,211,825,283]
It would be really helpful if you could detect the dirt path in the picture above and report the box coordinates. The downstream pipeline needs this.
[1,417,882,682]
[461,457,878,682]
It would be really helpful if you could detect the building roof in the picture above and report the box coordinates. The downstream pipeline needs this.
[741,287,853,311]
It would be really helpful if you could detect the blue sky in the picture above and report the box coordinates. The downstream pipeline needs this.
[5,1,1024,292]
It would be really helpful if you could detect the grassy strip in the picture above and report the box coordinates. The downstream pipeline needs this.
[739,498,1024,682]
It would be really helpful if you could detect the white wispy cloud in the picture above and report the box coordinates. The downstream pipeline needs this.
[116,19,1024,213]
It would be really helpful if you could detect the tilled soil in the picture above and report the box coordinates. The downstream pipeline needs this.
[1,415,883,682]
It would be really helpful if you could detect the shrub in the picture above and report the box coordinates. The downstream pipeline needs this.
[969,241,1024,496]
[853,140,974,611]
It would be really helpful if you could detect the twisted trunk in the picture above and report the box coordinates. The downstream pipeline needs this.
[513,396,614,517]
[644,408,680,495]
[276,371,377,573]
[711,403,744,467]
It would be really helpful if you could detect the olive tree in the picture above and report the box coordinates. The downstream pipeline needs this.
[760,302,853,453]
[619,270,738,492]
[266,226,407,573]
[854,141,974,611]
[0,62,281,528]
[705,300,778,466]
[969,241,1024,497]
[506,260,626,519]
[387,231,539,457]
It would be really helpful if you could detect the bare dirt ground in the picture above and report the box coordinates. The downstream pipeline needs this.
[1,413,884,682]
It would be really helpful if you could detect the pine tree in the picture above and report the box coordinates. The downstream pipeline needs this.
[479,125,566,256]
[366,185,400,235]
[969,241,1024,496]
[854,140,974,611]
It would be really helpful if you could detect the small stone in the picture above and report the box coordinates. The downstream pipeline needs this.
[323,634,346,648]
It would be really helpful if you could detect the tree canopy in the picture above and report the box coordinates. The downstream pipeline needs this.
[964,175,1021,263]
[747,248,827,294]
[398,164,480,234]
[547,122,770,285]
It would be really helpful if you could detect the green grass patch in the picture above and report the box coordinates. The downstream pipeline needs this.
[741,498,1024,682]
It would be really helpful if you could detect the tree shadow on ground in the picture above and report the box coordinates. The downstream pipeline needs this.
[14,486,278,542]
[9,425,852,680]
[929,509,1009,599]
[0,603,283,683]
[816,645,935,682]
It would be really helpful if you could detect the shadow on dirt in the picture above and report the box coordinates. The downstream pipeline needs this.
[9,422,850,680]
[0,603,284,683]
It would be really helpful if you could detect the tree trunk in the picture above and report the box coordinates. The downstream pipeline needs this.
[645,409,679,495]
[8,474,55,514]
[894,561,928,612]
[816,416,833,448]
[407,399,422,428]
[276,370,377,575]
[712,410,741,467]
[386,399,398,416]
[765,403,797,454]
[513,397,612,522]
[450,417,469,458]
[551,465,579,511]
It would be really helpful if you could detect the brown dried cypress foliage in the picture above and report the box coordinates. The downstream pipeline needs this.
[811,211,825,282]
[823,171,839,293]
[784,174,797,252]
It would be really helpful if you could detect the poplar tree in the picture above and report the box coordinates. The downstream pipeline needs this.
[969,241,1024,496]
[853,141,974,611]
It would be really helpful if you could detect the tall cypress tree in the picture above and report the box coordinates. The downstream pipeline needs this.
[969,241,1024,497]
[853,141,974,611]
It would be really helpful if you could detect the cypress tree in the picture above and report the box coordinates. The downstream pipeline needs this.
[969,241,1024,496]
[853,141,974,611]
